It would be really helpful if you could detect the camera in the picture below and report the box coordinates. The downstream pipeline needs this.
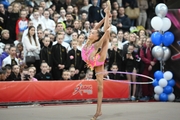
[24,74,30,80]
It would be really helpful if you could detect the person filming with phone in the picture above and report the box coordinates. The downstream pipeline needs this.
[21,67,37,81]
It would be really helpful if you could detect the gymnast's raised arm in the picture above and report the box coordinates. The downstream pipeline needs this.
[94,27,111,48]
[93,18,105,30]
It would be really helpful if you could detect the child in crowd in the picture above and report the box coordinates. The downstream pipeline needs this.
[66,40,82,76]
[79,71,86,80]
[61,70,71,80]
[36,62,53,80]
[40,36,52,70]
[28,67,38,81]
[85,69,93,80]
[3,65,12,81]
[51,34,67,80]
[16,43,24,64]
[109,64,122,80]
[11,65,21,81]
[0,29,14,45]
[69,66,78,80]
[0,69,7,81]
[77,34,85,50]
[15,10,28,39]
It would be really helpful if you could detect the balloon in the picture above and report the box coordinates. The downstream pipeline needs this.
[163,71,173,80]
[162,47,171,61]
[154,71,163,80]
[161,17,171,32]
[152,46,164,61]
[162,32,174,46]
[159,78,168,87]
[154,86,163,94]
[159,93,168,101]
[152,79,159,87]
[151,32,162,45]
[154,94,159,101]
[168,79,176,87]
[168,93,175,101]
[155,3,168,18]
[151,16,163,30]
[163,86,173,94]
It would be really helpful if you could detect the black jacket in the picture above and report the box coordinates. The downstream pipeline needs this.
[66,49,82,70]
[36,72,53,80]
[40,46,53,67]
[88,5,102,23]
[108,48,123,71]
[117,15,131,32]
[51,43,67,67]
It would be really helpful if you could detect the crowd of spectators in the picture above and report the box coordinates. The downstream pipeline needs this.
[0,0,167,100]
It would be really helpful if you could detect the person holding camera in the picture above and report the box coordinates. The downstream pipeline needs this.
[107,37,123,71]
[21,67,37,81]
[124,44,139,101]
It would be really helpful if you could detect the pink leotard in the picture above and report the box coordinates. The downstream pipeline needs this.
[82,44,104,70]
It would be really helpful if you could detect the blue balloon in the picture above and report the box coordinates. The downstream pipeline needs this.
[163,86,173,94]
[152,79,159,87]
[168,79,176,87]
[162,32,174,46]
[154,71,163,80]
[151,32,162,45]
[159,93,168,102]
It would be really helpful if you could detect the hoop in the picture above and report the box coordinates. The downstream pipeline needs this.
[96,71,154,84]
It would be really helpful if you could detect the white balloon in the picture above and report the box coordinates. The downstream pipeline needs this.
[158,78,168,87]
[163,71,173,80]
[154,86,163,94]
[161,17,171,32]
[154,94,159,101]
[155,3,168,18]
[151,16,163,30]
[168,93,175,102]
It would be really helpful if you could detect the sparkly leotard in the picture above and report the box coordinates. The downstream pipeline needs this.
[82,44,104,70]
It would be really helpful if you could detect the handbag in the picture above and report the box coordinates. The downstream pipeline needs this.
[26,51,36,63]
[125,7,140,19]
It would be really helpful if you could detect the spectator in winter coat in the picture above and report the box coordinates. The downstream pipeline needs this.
[0,44,10,67]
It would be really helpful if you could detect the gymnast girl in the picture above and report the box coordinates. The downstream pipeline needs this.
[81,1,111,120]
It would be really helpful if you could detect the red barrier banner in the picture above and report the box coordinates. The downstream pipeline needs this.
[0,80,129,103]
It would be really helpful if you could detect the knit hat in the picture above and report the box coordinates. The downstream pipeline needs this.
[1,29,9,35]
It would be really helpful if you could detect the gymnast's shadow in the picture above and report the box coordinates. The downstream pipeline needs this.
[71,112,123,119]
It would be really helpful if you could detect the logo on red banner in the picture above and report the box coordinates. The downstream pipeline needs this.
[72,83,93,96]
